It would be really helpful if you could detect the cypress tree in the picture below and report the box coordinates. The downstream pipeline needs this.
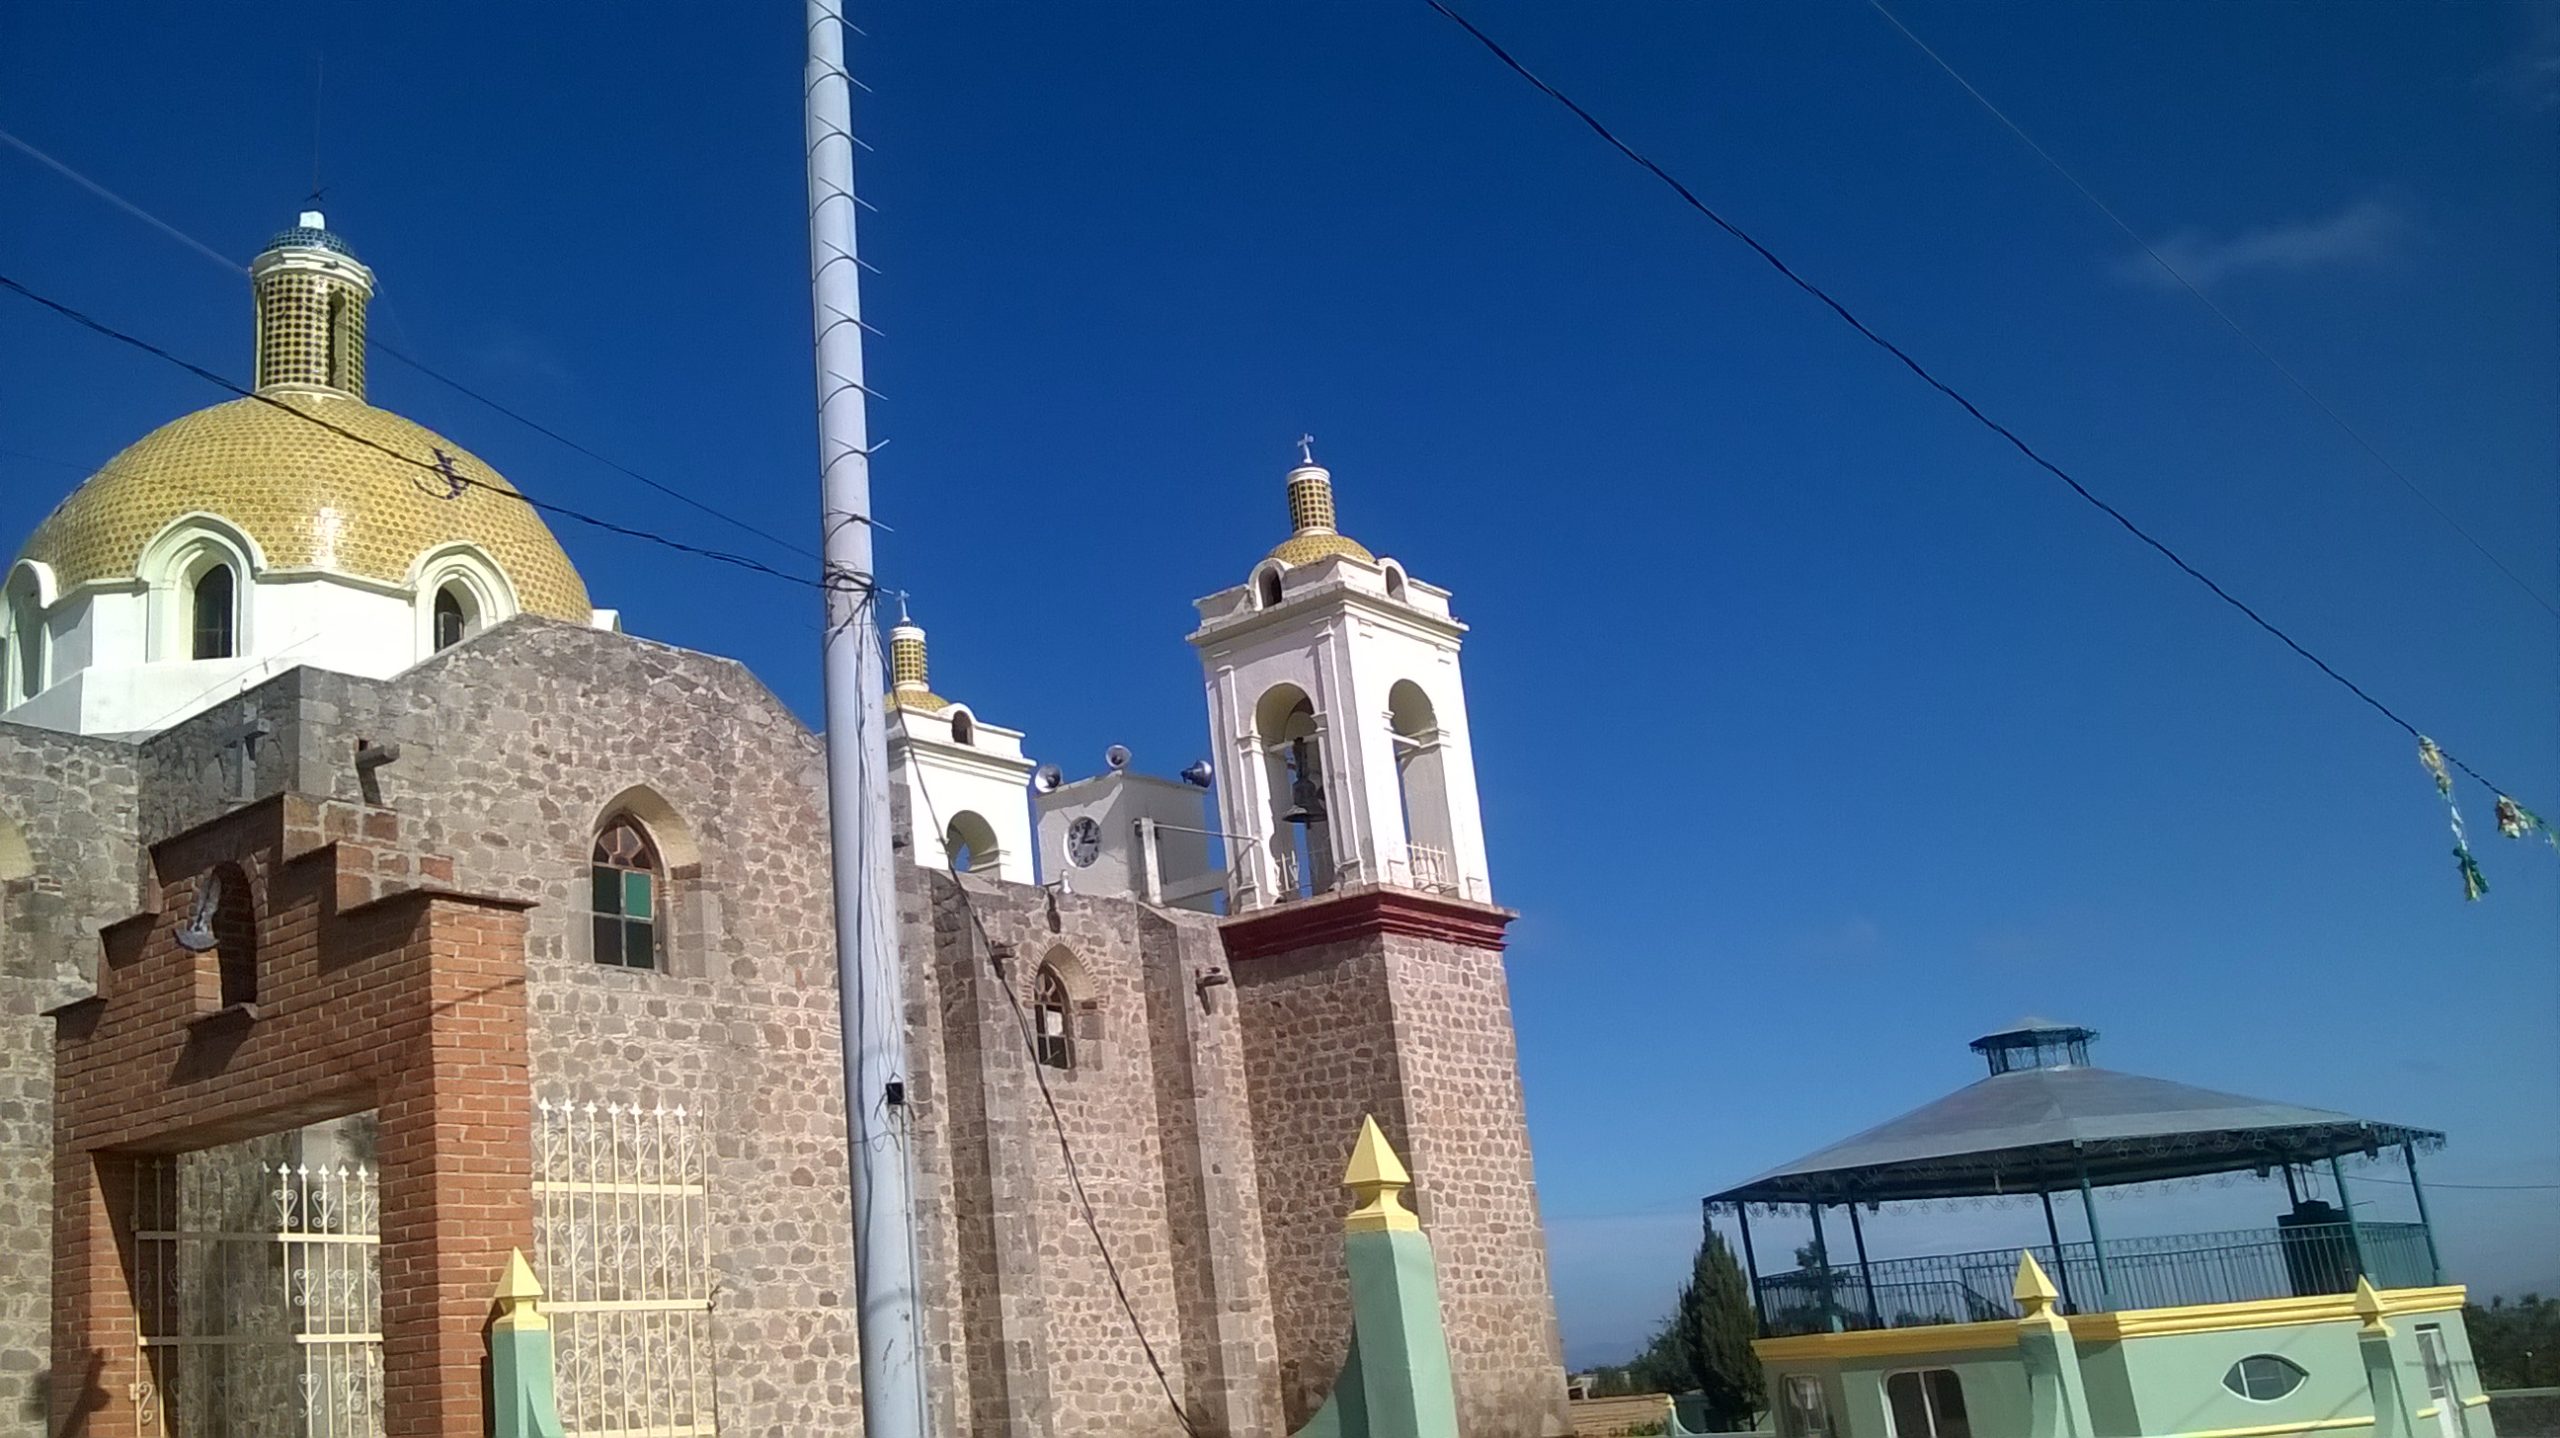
[1671,1230,1765,1430]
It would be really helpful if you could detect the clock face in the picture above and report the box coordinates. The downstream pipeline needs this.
[1065,817,1102,869]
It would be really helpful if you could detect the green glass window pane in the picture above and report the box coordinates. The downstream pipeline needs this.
[591,865,622,917]
[593,914,623,967]
[623,869,653,916]
[625,920,657,969]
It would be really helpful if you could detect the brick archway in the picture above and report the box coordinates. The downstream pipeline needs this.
[50,793,534,1438]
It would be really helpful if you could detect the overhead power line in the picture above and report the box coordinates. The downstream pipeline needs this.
[1864,0,2560,621]
[1420,0,2536,811]
[0,273,836,594]
[0,123,814,566]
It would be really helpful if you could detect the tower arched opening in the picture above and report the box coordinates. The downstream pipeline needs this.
[944,810,1002,874]
[1254,682,1334,898]
[1387,679,1457,894]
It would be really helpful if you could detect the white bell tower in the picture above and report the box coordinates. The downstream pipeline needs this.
[1189,444,1491,910]
[882,606,1039,884]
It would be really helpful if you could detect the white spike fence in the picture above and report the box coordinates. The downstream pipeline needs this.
[131,1151,383,1437]
[535,1097,717,1437]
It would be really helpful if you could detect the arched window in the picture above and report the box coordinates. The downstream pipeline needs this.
[950,709,976,746]
[433,585,470,652]
[590,815,663,969]
[1383,563,1408,602]
[1255,567,1284,608]
[1032,964,1073,1070]
[190,563,237,660]
[411,547,517,661]
[206,864,259,1007]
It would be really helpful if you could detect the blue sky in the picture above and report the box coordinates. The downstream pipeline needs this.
[4,3,2554,1368]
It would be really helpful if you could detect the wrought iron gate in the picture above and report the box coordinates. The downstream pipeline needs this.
[535,1097,717,1436]
[131,1147,383,1437]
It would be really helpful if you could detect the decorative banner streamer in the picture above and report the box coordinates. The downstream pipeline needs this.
[2495,795,2560,853]
[2418,737,2487,901]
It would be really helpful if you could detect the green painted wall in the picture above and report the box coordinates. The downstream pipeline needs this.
[2109,1319,2373,1436]
[1754,1308,2497,1437]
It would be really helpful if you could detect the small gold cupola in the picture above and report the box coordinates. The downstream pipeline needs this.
[1266,436,1376,567]
[249,210,375,397]
[887,599,949,714]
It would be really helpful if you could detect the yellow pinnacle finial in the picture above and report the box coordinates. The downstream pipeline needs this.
[2353,1275,2390,1334]
[1344,1115,1419,1233]
[492,1247,547,1330]
[2014,1251,2062,1323]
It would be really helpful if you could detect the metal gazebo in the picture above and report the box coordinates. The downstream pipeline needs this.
[1707,1022,2447,1335]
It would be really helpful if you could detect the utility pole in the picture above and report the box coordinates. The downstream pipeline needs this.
[805,4,932,1436]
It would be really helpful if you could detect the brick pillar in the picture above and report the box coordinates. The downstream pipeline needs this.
[379,902,536,1438]
[48,1149,139,1437]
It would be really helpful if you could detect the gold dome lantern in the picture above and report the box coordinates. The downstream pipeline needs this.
[1262,443,1375,568]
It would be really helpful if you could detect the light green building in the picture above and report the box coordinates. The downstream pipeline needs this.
[1709,1023,2495,1438]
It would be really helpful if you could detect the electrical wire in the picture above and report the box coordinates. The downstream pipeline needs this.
[0,273,845,596]
[0,124,817,566]
[1421,0,2539,811]
[1864,0,2560,622]
[892,691,1205,1438]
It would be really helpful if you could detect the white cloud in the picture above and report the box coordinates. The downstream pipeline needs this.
[2482,6,2560,112]
[2118,197,2408,290]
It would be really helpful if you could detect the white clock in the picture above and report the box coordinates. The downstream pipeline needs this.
[1065,816,1102,869]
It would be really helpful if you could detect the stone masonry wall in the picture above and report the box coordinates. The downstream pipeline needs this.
[0,721,138,1436]
[109,621,860,1435]
[911,867,1279,1437]
[1232,936,1408,1427]
[1231,916,1570,1438]
[1383,932,1571,1438]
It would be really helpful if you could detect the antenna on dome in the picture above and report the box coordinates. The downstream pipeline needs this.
[308,52,328,209]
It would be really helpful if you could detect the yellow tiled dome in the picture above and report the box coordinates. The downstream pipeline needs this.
[16,393,590,619]
[1265,531,1376,566]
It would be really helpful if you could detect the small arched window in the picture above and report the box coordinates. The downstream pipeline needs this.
[1255,567,1284,608]
[432,585,469,652]
[1383,563,1408,602]
[191,563,237,660]
[950,710,976,746]
[207,864,259,1008]
[1032,964,1073,1070]
[590,816,663,970]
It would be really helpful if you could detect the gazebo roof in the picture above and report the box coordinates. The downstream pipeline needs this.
[1710,1061,2442,1205]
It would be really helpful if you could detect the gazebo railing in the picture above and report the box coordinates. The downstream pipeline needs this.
[1756,1221,2433,1337]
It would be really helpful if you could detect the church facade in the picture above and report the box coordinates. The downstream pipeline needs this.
[0,216,1568,1437]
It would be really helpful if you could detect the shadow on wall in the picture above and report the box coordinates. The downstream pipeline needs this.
[39,1350,109,1437]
